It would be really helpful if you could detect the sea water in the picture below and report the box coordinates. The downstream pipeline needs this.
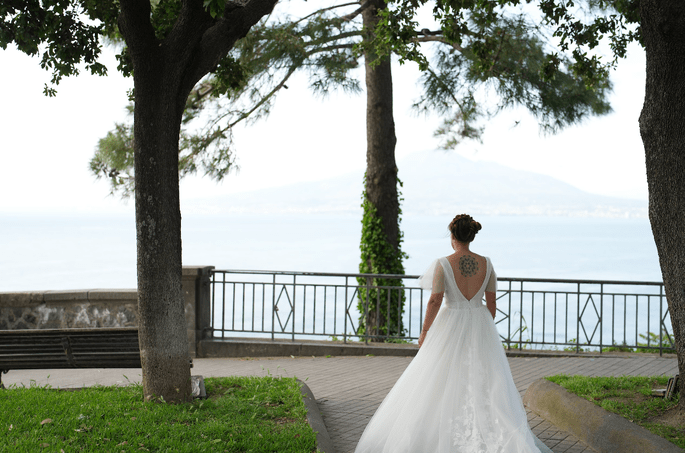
[1,212,662,292]
[1,212,666,347]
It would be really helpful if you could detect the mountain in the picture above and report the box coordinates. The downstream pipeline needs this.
[184,151,647,218]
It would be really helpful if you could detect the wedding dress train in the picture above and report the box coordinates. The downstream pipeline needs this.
[354,256,553,453]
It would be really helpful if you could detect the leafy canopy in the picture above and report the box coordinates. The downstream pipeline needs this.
[374,0,641,87]
[0,0,119,96]
[92,1,365,196]
[90,0,620,197]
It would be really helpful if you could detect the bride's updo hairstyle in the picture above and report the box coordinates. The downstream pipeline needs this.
[449,214,482,243]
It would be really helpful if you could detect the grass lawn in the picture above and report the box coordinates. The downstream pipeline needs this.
[0,375,318,452]
[547,375,684,449]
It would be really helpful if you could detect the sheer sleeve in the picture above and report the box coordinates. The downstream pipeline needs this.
[418,259,445,294]
[485,264,497,292]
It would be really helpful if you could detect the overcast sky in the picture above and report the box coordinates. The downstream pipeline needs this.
[0,28,648,216]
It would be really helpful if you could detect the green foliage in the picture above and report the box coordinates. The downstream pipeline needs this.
[508,329,676,353]
[562,338,591,352]
[151,0,184,40]
[90,2,364,196]
[90,119,136,198]
[357,178,408,339]
[603,340,634,352]
[546,374,684,448]
[5,1,627,197]
[566,330,676,353]
[88,0,621,195]
[547,374,669,399]
[89,101,240,198]
[377,0,640,89]
[539,0,641,71]
[0,0,118,96]
[635,331,676,354]
[378,1,616,148]
[384,337,413,344]
[203,0,226,19]
[0,376,317,452]
[211,55,249,97]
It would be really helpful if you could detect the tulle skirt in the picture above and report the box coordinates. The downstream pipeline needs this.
[354,304,545,453]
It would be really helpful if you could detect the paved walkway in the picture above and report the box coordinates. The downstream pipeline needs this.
[3,354,678,453]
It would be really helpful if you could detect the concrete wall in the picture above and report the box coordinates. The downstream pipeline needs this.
[0,266,214,358]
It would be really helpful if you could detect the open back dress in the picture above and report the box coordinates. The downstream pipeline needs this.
[353,256,552,453]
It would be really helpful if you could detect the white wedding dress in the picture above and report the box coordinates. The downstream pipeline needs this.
[354,256,552,453]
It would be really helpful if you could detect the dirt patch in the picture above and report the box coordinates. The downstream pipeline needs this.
[646,404,685,428]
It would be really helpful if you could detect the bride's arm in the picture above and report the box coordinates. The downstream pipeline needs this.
[419,291,443,347]
[484,264,497,319]
[485,291,496,319]
[418,260,445,347]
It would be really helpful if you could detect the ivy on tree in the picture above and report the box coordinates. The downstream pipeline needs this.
[357,177,408,339]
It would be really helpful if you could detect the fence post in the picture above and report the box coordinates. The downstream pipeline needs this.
[576,282,581,354]
[601,283,605,353]
[506,280,512,350]
[272,274,276,341]
[182,265,215,358]
[659,285,664,357]
[365,276,371,345]
[292,274,297,341]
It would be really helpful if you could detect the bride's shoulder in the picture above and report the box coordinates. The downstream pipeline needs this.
[468,252,487,261]
[473,253,491,268]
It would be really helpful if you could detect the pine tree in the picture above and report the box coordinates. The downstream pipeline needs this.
[89,0,613,340]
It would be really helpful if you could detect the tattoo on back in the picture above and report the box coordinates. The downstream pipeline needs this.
[459,255,479,277]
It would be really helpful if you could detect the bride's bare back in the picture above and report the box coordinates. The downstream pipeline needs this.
[446,252,487,300]
[418,214,497,347]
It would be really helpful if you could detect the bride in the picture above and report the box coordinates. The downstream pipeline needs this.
[354,214,553,453]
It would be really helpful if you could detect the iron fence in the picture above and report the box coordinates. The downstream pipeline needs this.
[209,269,674,355]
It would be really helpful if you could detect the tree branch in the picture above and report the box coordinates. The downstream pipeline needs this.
[417,29,441,36]
[207,43,357,133]
[118,0,157,53]
[189,0,278,89]
[307,43,356,56]
[422,65,465,114]
[415,35,465,53]
[340,1,372,23]
[226,65,298,129]
[306,30,363,47]
[485,30,508,78]
[294,2,363,26]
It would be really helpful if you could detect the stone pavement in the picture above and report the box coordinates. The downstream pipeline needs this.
[3,354,678,453]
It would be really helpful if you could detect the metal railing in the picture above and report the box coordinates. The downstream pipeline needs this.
[209,269,674,355]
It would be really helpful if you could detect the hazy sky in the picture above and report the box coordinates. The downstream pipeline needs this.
[0,21,648,215]
[0,8,657,290]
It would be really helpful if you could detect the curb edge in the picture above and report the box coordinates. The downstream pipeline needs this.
[523,378,683,453]
[299,379,336,453]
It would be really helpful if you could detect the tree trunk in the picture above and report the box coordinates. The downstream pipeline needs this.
[117,0,278,403]
[362,0,398,249]
[133,44,192,402]
[639,0,685,407]
[360,0,401,339]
